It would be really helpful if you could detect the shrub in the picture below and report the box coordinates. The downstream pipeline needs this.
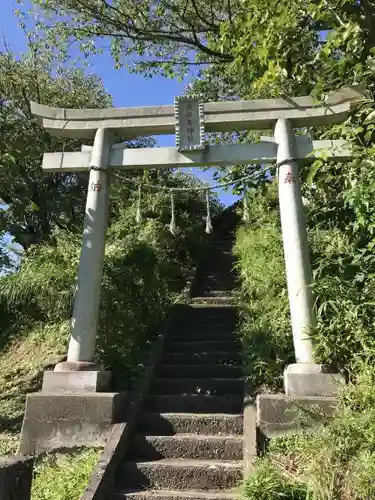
[234,183,293,391]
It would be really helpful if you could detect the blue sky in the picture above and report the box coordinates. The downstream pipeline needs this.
[0,3,239,207]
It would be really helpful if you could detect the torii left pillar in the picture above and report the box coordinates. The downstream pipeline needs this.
[42,128,113,392]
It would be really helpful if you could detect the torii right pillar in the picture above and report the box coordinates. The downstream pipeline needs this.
[275,119,344,396]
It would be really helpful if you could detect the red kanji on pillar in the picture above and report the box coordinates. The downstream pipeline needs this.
[284,171,295,184]
[91,181,101,192]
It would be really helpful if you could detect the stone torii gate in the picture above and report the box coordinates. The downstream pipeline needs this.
[31,86,364,397]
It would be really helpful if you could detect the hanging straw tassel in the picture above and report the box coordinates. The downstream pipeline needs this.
[135,183,142,223]
[243,182,250,224]
[205,189,213,234]
[169,192,177,235]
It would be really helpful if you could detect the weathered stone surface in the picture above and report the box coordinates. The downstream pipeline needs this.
[128,435,243,460]
[146,394,242,414]
[151,377,244,396]
[84,222,244,500]
[80,329,170,500]
[31,85,365,139]
[257,393,338,438]
[243,385,257,476]
[117,460,243,490]
[0,456,34,500]
[171,329,237,343]
[111,489,239,500]
[284,363,345,396]
[19,392,127,455]
[157,365,243,379]
[167,341,239,354]
[42,370,111,393]
[190,297,235,306]
[163,351,241,366]
[137,413,243,436]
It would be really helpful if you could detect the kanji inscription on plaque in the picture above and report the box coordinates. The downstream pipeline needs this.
[174,96,205,152]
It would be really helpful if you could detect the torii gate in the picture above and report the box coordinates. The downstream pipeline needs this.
[32,86,364,396]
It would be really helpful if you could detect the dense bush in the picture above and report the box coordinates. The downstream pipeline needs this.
[234,182,293,392]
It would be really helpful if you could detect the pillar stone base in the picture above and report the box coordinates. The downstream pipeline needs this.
[19,392,126,455]
[257,393,338,438]
[54,360,103,372]
[284,363,345,397]
[42,362,111,393]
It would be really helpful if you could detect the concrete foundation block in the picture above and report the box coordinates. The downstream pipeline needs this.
[284,363,345,396]
[42,370,111,392]
[243,385,257,476]
[257,393,338,438]
[19,392,127,455]
[0,456,34,500]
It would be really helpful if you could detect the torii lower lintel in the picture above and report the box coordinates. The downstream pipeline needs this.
[41,139,351,172]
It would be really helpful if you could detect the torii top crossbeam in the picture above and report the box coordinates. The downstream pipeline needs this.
[30,85,365,139]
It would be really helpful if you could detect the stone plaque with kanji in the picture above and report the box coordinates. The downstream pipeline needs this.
[174,96,205,152]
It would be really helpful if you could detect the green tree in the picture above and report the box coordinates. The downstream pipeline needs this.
[0,50,112,249]
[19,0,235,77]
[19,0,375,89]
[0,50,155,251]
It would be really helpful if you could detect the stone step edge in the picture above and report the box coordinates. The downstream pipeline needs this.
[112,489,239,499]
[142,412,243,418]
[167,341,239,346]
[156,365,243,375]
[153,377,244,383]
[188,304,237,309]
[133,434,243,441]
[121,459,243,468]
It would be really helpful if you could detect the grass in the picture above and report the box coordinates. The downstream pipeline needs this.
[234,187,294,392]
[242,459,307,500]
[31,448,101,500]
[0,321,69,453]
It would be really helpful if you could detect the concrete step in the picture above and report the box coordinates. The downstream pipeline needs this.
[200,268,235,278]
[199,273,236,280]
[146,394,242,414]
[163,352,242,366]
[169,326,236,340]
[168,330,237,342]
[137,413,244,436]
[117,459,243,490]
[191,297,235,304]
[157,365,243,379]
[195,291,236,298]
[202,273,236,280]
[173,321,237,331]
[128,435,243,460]
[175,307,237,318]
[167,341,239,354]
[175,304,237,319]
[151,378,244,396]
[193,287,236,294]
[111,488,238,500]
[197,280,236,288]
[188,303,236,310]
[197,286,238,297]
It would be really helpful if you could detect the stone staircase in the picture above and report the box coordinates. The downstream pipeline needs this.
[111,223,244,500]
